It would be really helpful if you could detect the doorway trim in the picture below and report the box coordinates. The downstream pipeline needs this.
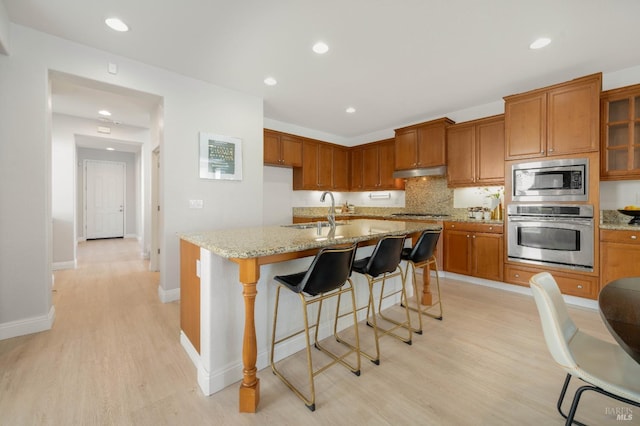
[150,147,160,272]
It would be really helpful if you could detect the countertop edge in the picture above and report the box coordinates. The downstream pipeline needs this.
[180,220,442,259]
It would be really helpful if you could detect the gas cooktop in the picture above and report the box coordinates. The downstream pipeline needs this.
[391,212,449,217]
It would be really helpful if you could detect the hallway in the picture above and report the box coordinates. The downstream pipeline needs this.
[0,238,192,424]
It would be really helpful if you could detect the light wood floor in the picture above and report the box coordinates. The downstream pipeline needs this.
[0,238,637,425]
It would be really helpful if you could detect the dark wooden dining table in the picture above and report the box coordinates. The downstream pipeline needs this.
[598,277,640,364]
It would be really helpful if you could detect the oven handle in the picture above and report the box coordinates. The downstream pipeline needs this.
[507,216,593,227]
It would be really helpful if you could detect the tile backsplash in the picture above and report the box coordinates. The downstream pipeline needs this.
[404,176,453,214]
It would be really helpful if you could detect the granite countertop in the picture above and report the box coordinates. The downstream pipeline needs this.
[600,223,640,231]
[180,219,442,259]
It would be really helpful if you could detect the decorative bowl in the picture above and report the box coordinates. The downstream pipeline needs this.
[617,209,640,225]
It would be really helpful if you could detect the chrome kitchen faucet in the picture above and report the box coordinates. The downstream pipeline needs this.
[320,191,336,229]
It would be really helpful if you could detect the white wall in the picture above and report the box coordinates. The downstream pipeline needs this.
[600,181,640,210]
[262,166,293,225]
[51,120,77,268]
[0,24,263,339]
[0,27,52,338]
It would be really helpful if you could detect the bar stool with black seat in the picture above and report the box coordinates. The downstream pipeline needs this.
[400,229,442,334]
[270,243,360,412]
[336,234,411,365]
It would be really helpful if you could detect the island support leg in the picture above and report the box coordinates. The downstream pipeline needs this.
[237,258,261,413]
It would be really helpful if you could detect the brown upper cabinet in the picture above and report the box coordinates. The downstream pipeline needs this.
[600,83,640,180]
[293,139,349,190]
[332,145,350,191]
[504,73,601,160]
[263,129,302,167]
[351,139,404,191]
[394,118,454,170]
[447,115,504,187]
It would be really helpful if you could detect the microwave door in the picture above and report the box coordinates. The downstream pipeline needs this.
[531,171,567,190]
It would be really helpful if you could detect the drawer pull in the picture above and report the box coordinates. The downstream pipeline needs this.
[489,226,493,230]
[577,284,583,289]
[631,235,637,240]
[514,273,520,278]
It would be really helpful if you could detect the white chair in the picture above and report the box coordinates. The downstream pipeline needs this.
[529,272,640,425]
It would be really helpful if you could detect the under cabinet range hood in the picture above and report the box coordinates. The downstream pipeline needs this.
[392,165,447,179]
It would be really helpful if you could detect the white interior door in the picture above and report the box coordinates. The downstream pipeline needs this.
[85,160,125,239]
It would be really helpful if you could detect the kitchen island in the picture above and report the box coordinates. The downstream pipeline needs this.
[180,219,442,412]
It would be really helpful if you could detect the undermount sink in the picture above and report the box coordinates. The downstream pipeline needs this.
[282,221,347,229]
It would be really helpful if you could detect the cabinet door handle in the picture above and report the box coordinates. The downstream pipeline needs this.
[540,150,545,154]
[472,235,476,238]
[548,148,554,152]
[466,234,470,238]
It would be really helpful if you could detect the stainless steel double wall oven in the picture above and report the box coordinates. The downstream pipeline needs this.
[507,158,594,272]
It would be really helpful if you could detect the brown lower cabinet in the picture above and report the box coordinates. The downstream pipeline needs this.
[600,229,640,287]
[180,239,201,353]
[443,221,503,281]
[504,264,598,299]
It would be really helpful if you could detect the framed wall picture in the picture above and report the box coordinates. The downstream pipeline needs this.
[199,132,243,180]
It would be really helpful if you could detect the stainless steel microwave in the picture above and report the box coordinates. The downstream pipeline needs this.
[512,158,588,202]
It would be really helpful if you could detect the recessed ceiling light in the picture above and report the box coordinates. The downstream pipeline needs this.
[264,77,277,86]
[529,37,551,50]
[98,109,111,116]
[312,42,329,54]
[346,107,356,114]
[106,147,115,151]
[105,18,129,32]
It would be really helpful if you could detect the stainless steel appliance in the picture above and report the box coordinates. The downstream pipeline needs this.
[507,204,594,272]
[512,158,588,202]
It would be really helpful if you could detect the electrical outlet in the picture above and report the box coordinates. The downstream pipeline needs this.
[189,199,203,209]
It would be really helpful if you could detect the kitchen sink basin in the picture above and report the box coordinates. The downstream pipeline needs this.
[282,221,347,229]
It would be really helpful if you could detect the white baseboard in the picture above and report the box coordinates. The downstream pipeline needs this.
[158,285,180,303]
[180,331,201,368]
[52,260,77,271]
[0,306,56,341]
[442,271,599,310]
[180,330,269,396]
[195,344,271,396]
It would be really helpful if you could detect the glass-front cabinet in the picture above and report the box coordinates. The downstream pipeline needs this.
[601,84,640,180]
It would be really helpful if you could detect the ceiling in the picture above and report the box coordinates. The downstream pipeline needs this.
[6,0,640,140]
